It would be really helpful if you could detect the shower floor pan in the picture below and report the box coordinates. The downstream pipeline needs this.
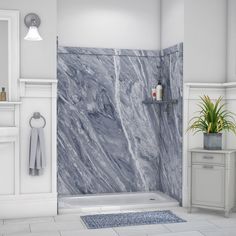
[58,191,179,214]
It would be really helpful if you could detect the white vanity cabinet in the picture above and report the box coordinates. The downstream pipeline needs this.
[188,149,236,217]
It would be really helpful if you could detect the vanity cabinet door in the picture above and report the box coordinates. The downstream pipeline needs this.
[192,164,225,208]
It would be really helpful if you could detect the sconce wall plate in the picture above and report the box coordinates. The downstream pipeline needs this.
[24,13,41,28]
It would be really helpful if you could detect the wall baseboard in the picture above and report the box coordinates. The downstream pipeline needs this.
[0,193,57,219]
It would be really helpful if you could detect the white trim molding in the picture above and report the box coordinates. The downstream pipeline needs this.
[185,82,236,89]
[19,78,58,98]
[182,82,236,208]
[0,194,57,219]
[0,78,57,219]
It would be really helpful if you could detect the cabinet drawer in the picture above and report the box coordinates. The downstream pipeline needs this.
[192,153,224,165]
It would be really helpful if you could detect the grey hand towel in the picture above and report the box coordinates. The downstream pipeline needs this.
[29,127,46,176]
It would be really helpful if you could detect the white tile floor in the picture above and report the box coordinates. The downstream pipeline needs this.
[1,207,236,236]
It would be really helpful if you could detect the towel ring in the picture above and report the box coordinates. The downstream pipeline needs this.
[29,112,46,128]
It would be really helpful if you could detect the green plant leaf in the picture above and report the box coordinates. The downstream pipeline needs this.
[187,96,236,135]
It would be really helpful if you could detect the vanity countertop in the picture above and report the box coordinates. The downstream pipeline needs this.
[190,148,236,154]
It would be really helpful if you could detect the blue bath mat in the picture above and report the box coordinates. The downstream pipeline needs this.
[81,210,186,229]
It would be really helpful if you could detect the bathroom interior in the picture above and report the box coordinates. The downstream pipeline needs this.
[1,0,236,235]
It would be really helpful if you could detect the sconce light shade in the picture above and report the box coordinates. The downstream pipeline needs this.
[24,26,42,41]
[24,13,43,41]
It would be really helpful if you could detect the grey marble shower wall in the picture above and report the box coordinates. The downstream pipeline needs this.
[57,43,183,202]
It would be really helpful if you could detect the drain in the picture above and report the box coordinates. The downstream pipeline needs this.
[149,198,156,201]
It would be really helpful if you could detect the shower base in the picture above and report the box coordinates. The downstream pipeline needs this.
[58,191,179,214]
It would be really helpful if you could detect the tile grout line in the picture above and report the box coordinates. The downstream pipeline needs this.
[29,223,32,233]
[111,227,120,236]
[161,224,172,233]
[199,229,212,236]
[113,228,121,236]
[198,230,208,236]
[205,219,224,229]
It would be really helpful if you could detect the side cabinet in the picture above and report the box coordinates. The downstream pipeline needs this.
[188,149,236,217]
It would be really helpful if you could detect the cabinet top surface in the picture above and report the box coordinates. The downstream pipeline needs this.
[0,101,22,106]
[190,148,236,154]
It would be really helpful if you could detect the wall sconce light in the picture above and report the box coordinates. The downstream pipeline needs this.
[24,13,43,41]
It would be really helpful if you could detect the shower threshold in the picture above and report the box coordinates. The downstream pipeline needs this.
[58,191,179,214]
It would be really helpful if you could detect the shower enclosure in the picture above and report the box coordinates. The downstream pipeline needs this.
[57,43,183,212]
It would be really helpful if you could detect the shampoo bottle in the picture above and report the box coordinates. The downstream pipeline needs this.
[0,87,6,101]
[156,81,163,101]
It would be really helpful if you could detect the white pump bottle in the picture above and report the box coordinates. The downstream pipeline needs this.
[156,80,163,101]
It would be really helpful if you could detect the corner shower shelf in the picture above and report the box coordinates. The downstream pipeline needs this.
[142,99,178,105]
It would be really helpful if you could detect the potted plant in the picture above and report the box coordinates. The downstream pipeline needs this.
[188,95,236,150]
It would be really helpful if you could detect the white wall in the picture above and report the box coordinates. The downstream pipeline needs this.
[161,0,184,49]
[0,21,8,93]
[0,1,57,218]
[227,0,236,82]
[0,0,57,79]
[58,0,161,50]
[184,0,227,83]
[161,0,228,83]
